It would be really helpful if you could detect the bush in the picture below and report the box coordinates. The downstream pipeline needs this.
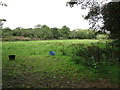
[96,34,109,39]
[70,43,119,67]
[76,29,96,39]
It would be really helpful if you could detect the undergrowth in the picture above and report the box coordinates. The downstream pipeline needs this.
[70,42,119,84]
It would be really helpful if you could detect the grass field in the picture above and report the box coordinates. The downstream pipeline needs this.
[2,39,119,88]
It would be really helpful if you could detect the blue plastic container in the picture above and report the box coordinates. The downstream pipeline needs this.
[49,51,55,55]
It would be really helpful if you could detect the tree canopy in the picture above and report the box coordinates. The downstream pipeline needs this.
[101,2,120,40]
[2,24,106,41]
[66,0,120,45]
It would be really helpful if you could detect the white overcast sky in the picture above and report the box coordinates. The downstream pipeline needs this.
[0,0,112,30]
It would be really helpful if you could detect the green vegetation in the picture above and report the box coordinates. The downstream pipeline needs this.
[2,39,119,88]
[96,34,109,39]
[1,0,120,88]
[67,1,120,46]
[1,25,110,41]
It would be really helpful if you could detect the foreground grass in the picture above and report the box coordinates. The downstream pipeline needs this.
[2,39,119,88]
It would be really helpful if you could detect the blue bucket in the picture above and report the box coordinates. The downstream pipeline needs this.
[49,51,55,55]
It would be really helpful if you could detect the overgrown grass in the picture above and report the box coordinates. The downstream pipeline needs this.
[70,42,119,85]
[2,39,119,88]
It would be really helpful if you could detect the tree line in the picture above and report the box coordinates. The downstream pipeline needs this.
[0,1,120,45]
[1,25,109,41]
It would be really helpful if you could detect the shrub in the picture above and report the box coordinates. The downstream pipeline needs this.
[76,29,96,39]
[96,34,109,39]
[70,43,119,68]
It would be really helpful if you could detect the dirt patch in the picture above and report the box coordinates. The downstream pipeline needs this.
[73,79,119,88]
[2,72,119,88]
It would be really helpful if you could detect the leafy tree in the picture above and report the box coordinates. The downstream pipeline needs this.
[34,24,42,28]
[2,27,12,37]
[15,27,23,30]
[12,30,22,36]
[41,25,49,30]
[101,2,120,42]
[76,29,86,39]
[69,30,77,39]
[40,25,53,39]
[66,0,107,30]
[51,27,60,39]
[59,26,70,39]
[75,29,96,39]
[66,0,120,45]
[3,27,11,30]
